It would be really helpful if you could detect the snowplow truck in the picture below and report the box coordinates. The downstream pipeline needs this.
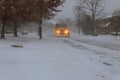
[55,24,70,37]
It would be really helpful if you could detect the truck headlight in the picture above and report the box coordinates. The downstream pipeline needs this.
[64,30,69,34]
[56,30,60,34]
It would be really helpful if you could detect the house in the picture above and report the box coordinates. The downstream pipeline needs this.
[96,15,120,35]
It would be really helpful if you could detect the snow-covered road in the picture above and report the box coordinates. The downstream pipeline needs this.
[0,34,120,80]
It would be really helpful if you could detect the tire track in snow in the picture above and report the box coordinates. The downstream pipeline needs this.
[62,38,120,66]
[62,38,120,80]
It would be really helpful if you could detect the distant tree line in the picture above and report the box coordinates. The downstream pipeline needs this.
[0,0,65,39]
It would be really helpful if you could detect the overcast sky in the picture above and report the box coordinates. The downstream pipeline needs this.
[55,0,120,20]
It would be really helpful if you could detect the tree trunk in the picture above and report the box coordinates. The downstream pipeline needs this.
[38,0,43,39]
[14,21,18,37]
[0,20,6,39]
[38,19,42,39]
[92,14,95,35]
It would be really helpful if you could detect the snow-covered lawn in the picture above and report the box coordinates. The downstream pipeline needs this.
[0,33,120,80]
[71,33,120,50]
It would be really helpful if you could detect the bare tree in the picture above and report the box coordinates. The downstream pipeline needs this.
[74,4,86,34]
[76,0,105,35]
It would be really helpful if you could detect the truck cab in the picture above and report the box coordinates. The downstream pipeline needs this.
[55,24,70,37]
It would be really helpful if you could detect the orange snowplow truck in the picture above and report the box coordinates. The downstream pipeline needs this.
[55,24,70,37]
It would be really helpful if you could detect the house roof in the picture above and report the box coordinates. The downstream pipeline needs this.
[102,22,110,27]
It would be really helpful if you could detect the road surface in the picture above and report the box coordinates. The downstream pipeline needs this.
[0,35,120,80]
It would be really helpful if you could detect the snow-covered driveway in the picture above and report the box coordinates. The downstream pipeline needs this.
[0,34,120,80]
